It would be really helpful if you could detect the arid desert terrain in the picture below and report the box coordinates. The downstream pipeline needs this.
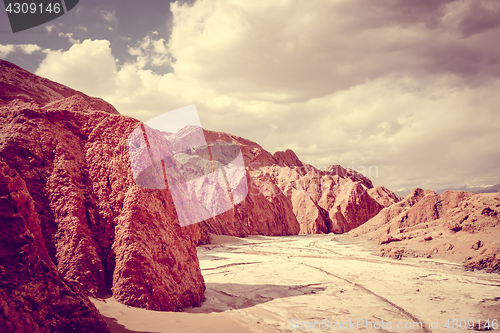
[1,60,499,332]
[92,234,500,333]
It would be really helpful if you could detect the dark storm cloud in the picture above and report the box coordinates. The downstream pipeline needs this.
[154,0,500,106]
[458,0,500,37]
[338,0,500,82]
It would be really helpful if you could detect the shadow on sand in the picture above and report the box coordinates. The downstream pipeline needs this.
[102,315,159,333]
[185,282,326,313]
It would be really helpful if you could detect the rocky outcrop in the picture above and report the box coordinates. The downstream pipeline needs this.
[200,129,399,235]
[349,188,500,273]
[0,60,118,114]
[0,106,206,311]
[368,186,402,207]
[350,188,500,239]
[254,164,395,234]
[0,59,205,321]
[0,161,109,332]
[273,149,303,167]
[464,243,500,273]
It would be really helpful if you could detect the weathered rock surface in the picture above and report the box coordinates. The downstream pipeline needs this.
[464,243,500,273]
[0,161,109,332]
[201,129,399,235]
[161,125,397,238]
[349,188,500,273]
[0,60,118,114]
[174,128,303,237]
[368,186,402,207]
[0,59,205,324]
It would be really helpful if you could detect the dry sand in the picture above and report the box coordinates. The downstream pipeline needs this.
[91,234,500,333]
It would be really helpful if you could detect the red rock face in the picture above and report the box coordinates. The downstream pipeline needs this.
[0,161,109,332]
[0,60,118,114]
[197,168,302,237]
[0,60,205,318]
[273,149,304,167]
[350,188,500,272]
[350,188,500,238]
[251,164,395,234]
[464,243,500,273]
[200,130,398,236]
[368,186,402,207]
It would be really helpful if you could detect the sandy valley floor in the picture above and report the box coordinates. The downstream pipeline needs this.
[91,234,500,333]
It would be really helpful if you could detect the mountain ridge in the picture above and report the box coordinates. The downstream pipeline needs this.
[2,58,497,333]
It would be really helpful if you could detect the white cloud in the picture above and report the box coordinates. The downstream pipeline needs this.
[76,25,88,33]
[58,32,80,44]
[33,0,500,193]
[261,76,500,191]
[0,45,16,58]
[0,44,41,58]
[36,40,117,97]
[127,33,172,69]
[101,10,116,22]
[18,44,42,54]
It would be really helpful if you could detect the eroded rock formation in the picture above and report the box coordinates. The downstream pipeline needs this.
[202,130,399,236]
[0,161,109,332]
[0,60,206,329]
[0,60,118,114]
[349,188,500,272]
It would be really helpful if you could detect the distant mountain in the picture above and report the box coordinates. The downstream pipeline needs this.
[395,183,500,198]
[436,183,500,194]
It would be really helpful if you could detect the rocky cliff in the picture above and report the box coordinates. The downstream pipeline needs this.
[0,60,207,333]
[0,59,401,331]
[201,129,399,236]
[0,60,118,114]
[0,161,109,332]
[349,188,500,272]
[0,108,205,308]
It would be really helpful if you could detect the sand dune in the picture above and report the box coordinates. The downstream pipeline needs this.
[92,234,500,332]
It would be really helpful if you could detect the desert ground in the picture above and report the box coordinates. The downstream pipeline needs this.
[91,234,500,333]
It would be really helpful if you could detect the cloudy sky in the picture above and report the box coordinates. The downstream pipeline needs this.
[1,0,500,195]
